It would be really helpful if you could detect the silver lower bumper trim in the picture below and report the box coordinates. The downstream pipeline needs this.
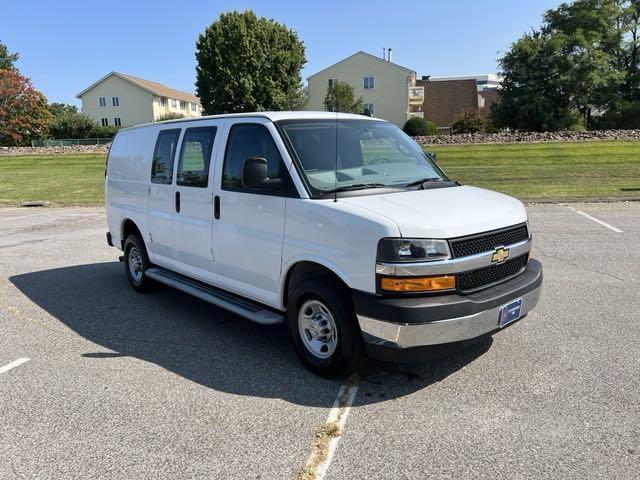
[357,286,541,349]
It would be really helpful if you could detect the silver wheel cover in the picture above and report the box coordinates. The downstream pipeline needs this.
[298,299,338,359]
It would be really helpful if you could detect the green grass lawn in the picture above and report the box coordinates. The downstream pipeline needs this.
[429,140,640,201]
[0,140,638,206]
[0,153,105,206]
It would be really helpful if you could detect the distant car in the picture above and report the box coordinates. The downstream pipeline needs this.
[104,111,542,377]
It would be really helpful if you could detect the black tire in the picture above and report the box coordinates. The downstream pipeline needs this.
[123,234,154,293]
[287,279,367,377]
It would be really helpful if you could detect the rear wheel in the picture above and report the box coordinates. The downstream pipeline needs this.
[123,234,154,292]
[287,279,366,377]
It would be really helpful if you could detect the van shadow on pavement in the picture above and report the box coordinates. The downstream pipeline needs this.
[10,262,492,407]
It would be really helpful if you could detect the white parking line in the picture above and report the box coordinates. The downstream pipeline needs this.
[300,380,358,480]
[567,207,623,233]
[0,357,30,374]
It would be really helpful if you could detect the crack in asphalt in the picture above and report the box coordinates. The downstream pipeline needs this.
[0,215,103,238]
[535,246,627,283]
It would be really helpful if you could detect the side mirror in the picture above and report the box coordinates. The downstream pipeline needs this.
[242,157,282,190]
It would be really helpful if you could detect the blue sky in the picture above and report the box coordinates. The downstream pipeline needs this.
[1,0,563,105]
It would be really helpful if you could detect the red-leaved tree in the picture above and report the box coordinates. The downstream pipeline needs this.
[0,69,51,146]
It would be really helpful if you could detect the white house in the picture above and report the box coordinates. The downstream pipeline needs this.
[305,51,418,127]
[76,72,202,127]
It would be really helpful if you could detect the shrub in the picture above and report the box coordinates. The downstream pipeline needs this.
[403,117,437,136]
[451,110,487,134]
[89,125,119,138]
[155,112,185,122]
[48,111,96,139]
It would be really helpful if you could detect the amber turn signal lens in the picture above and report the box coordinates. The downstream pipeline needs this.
[380,275,456,292]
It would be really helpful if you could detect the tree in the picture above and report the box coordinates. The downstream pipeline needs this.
[493,0,640,130]
[492,31,578,131]
[48,111,96,139]
[0,41,19,71]
[0,69,51,146]
[323,81,363,114]
[47,102,78,117]
[195,10,306,114]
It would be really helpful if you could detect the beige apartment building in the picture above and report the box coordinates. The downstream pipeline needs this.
[305,51,419,127]
[76,72,201,127]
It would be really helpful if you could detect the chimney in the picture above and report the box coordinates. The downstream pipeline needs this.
[383,48,386,60]
[387,48,393,62]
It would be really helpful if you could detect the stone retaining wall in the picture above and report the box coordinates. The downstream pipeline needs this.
[2,129,639,155]
[414,129,640,145]
[0,144,111,156]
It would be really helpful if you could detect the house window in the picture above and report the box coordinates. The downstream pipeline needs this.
[363,76,375,89]
[112,96,119,107]
[171,99,177,108]
[180,101,186,110]
[191,103,197,112]
[328,78,337,89]
[159,97,167,107]
[99,97,106,107]
[363,103,374,115]
[114,118,121,127]
[101,118,109,127]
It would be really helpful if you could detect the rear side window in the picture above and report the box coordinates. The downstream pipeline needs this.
[151,129,180,184]
[176,126,217,188]
[222,123,284,190]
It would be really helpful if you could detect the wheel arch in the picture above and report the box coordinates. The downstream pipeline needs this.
[281,260,352,310]
[120,218,144,250]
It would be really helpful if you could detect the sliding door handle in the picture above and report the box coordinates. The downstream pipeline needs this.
[214,195,220,219]
[175,191,181,213]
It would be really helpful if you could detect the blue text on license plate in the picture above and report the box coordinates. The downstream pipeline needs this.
[498,298,523,328]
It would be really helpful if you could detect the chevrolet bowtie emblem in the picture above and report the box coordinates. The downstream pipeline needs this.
[491,247,510,264]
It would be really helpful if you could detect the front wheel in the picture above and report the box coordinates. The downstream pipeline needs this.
[287,279,366,377]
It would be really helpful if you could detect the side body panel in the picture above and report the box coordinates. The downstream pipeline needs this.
[281,199,401,305]
[211,119,293,308]
[106,128,155,251]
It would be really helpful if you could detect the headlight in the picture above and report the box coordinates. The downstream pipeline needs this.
[377,238,451,263]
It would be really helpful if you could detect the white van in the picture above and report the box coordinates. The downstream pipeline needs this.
[105,112,542,377]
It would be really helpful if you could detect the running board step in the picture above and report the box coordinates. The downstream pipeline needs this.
[145,267,284,325]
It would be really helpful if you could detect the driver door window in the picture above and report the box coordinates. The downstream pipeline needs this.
[222,123,285,191]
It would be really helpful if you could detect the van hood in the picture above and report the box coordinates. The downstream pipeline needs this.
[339,185,527,238]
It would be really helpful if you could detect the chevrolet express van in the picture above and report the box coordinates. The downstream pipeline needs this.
[105,112,542,377]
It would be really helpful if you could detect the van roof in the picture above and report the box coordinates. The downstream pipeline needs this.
[118,111,385,132]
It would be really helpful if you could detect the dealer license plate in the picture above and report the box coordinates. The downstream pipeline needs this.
[498,298,523,328]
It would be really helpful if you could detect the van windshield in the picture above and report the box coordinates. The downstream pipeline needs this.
[277,119,450,196]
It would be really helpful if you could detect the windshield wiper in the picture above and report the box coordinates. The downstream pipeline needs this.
[404,177,443,188]
[324,183,387,194]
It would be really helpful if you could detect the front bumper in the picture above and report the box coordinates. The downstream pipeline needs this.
[353,259,542,350]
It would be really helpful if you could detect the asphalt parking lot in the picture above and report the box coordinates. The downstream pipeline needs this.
[1,203,638,479]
